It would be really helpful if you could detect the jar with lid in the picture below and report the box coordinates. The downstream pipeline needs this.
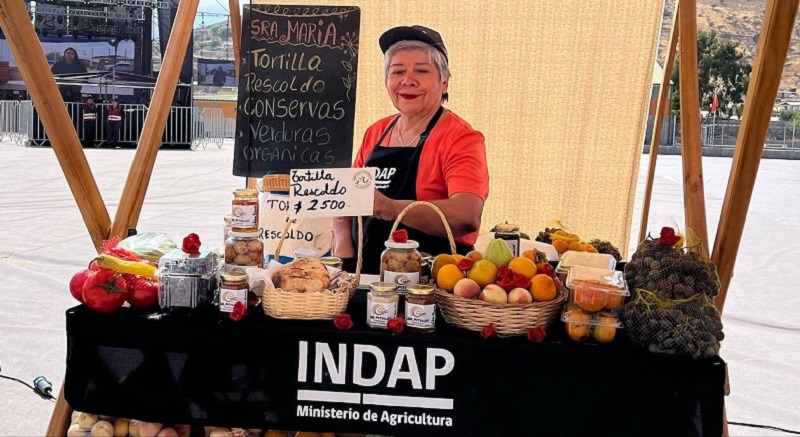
[231,189,259,232]
[419,252,433,285]
[219,271,249,314]
[224,231,263,272]
[495,223,521,257]
[367,282,399,329]
[320,256,343,270]
[405,284,436,333]
[380,240,421,294]
[293,248,318,259]
[223,215,232,248]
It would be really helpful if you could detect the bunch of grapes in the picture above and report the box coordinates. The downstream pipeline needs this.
[535,228,561,245]
[624,238,720,299]
[620,292,724,360]
[589,239,622,261]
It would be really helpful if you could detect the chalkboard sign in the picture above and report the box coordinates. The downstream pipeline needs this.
[233,4,361,177]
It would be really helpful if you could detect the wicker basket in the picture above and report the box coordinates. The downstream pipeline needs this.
[262,216,363,320]
[262,174,290,192]
[391,202,567,336]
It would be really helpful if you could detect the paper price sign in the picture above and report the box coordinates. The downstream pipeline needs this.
[289,168,376,218]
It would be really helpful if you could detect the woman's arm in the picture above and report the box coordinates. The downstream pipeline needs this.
[373,191,484,239]
[332,216,355,258]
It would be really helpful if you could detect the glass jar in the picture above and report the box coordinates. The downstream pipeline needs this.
[367,282,399,329]
[405,284,436,333]
[495,223,521,257]
[419,252,433,285]
[224,231,264,272]
[293,248,318,259]
[380,240,421,294]
[223,214,232,249]
[320,256,343,270]
[232,189,259,232]
[219,271,249,314]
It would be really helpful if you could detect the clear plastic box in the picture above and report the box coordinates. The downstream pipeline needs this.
[555,250,617,283]
[566,266,629,312]
[561,303,623,343]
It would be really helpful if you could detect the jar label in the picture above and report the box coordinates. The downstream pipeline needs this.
[219,287,247,313]
[405,302,435,329]
[367,301,398,328]
[383,271,419,293]
[503,239,520,257]
[231,204,258,229]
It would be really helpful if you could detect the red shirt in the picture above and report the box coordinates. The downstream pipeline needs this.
[353,111,489,246]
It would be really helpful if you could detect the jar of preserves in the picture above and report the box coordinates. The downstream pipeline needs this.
[219,271,249,314]
[495,223,521,257]
[224,231,264,272]
[232,189,259,232]
[380,240,421,294]
[367,282,399,329]
[320,256,343,270]
[405,284,436,333]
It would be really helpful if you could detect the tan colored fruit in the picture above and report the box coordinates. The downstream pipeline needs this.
[467,259,499,288]
[530,274,557,301]
[509,257,537,280]
[91,421,114,437]
[593,315,619,343]
[553,240,569,254]
[466,250,484,261]
[508,287,533,304]
[437,264,465,292]
[431,254,456,279]
[113,419,129,437]
[454,278,482,298]
[479,284,508,303]
[156,428,178,437]
[264,432,285,437]
[565,309,592,341]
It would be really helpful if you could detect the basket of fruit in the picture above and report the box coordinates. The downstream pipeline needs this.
[262,218,363,320]
[390,203,567,336]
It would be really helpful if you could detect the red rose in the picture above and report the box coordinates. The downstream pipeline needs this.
[230,301,247,322]
[481,323,498,339]
[527,326,546,343]
[497,276,515,292]
[541,264,556,279]
[391,229,408,243]
[497,266,511,277]
[182,233,201,254]
[513,273,531,289]
[334,314,354,330]
[457,258,475,271]
[658,227,680,246]
[387,317,405,334]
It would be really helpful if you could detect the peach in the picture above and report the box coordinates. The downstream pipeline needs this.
[479,284,508,304]
[454,278,482,298]
[508,287,533,304]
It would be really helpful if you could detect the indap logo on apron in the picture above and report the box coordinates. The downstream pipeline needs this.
[295,341,456,428]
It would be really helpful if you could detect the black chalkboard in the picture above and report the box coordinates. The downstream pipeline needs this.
[233,4,361,177]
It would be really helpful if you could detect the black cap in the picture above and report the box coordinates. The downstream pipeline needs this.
[379,25,448,62]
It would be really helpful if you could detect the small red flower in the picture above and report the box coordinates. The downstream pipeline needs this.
[387,317,405,334]
[230,301,247,322]
[658,227,680,246]
[481,323,498,339]
[497,266,511,277]
[497,276,515,292]
[391,229,408,243]
[457,258,475,271]
[541,264,556,279]
[182,233,202,254]
[513,273,531,289]
[334,314,354,330]
[527,326,546,343]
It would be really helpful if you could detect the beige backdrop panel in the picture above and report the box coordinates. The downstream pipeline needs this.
[252,0,663,257]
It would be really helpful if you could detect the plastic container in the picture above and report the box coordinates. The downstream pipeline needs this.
[555,250,617,283]
[566,266,629,312]
[562,303,623,343]
[157,248,220,310]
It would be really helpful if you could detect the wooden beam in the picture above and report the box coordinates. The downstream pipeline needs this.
[0,0,111,251]
[639,4,680,243]
[678,0,710,256]
[229,0,241,80]
[46,386,71,437]
[110,0,201,238]
[712,0,799,312]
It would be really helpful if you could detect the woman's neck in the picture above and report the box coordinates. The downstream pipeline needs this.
[399,106,441,136]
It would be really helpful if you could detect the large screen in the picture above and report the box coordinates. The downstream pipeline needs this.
[197,58,236,87]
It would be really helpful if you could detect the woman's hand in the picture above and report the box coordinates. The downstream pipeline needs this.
[373,190,399,222]
[332,217,355,258]
[379,193,484,239]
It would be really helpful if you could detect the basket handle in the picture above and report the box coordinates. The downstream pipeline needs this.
[275,216,363,282]
[389,201,457,255]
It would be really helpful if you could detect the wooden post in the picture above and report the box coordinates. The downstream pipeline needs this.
[678,0,710,256]
[0,0,111,251]
[639,5,680,243]
[712,0,799,312]
[110,0,201,238]
[229,0,241,81]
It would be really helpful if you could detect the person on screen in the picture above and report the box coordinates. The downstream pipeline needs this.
[51,47,87,102]
[213,66,226,87]
[332,25,489,274]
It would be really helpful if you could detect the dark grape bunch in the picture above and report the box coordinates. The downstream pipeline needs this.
[589,239,622,261]
[620,293,724,360]
[535,228,561,245]
[624,238,720,299]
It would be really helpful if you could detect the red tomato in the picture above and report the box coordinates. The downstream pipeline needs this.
[68,269,93,303]
[82,269,128,313]
[126,277,160,309]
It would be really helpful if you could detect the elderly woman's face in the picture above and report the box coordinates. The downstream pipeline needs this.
[386,49,447,117]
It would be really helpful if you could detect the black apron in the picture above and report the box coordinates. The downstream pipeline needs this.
[352,106,472,274]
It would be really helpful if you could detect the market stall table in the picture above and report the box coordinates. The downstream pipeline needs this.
[64,292,725,437]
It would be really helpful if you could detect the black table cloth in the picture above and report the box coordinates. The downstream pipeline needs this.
[65,292,725,437]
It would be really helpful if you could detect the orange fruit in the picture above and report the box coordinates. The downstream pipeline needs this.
[585,245,599,253]
[554,230,568,236]
[605,293,625,309]
[522,250,537,262]
[453,254,465,262]
[530,274,557,301]
[508,257,537,280]
[565,309,592,341]
[431,254,456,280]
[593,315,619,343]
[536,262,548,274]
[573,286,606,312]
[553,240,569,254]
[467,260,498,288]
[567,241,584,252]
[437,264,465,292]
[264,432,286,437]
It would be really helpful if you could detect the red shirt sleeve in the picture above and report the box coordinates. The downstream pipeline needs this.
[442,130,490,201]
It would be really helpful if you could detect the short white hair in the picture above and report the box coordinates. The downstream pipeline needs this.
[384,40,450,102]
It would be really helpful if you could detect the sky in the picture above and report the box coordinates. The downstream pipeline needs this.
[192,0,247,27]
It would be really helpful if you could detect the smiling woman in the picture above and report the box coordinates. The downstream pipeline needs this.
[333,25,489,274]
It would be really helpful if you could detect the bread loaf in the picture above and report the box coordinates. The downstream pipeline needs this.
[271,258,330,293]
